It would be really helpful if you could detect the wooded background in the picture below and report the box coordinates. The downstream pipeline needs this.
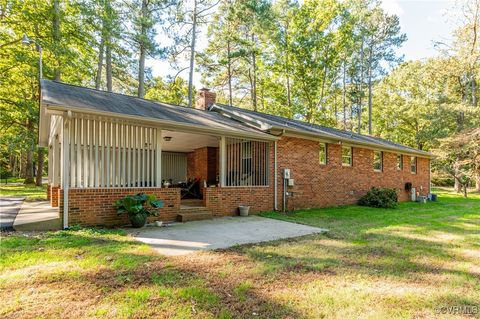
[0,0,479,193]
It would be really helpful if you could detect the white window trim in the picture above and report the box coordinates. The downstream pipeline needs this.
[373,151,383,172]
[396,154,403,171]
[410,156,417,174]
[319,143,327,165]
[342,146,352,167]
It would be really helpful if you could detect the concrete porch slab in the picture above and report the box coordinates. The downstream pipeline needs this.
[13,201,62,231]
[0,197,25,231]
[131,216,327,256]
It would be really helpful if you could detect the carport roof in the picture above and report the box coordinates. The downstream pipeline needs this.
[40,80,276,141]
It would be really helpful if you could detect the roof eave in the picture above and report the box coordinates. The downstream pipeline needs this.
[43,102,279,141]
[280,128,434,158]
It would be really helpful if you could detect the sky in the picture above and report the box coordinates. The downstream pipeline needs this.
[147,0,458,86]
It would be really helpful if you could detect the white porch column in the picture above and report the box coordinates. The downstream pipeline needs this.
[48,144,53,185]
[155,128,162,187]
[53,136,61,186]
[219,136,226,187]
[62,115,70,229]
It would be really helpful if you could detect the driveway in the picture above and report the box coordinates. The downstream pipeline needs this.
[0,197,25,231]
[132,216,327,256]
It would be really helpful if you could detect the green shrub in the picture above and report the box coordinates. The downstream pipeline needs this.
[358,187,398,208]
[114,193,164,217]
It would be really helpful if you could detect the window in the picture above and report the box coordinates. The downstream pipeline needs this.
[396,154,403,170]
[373,151,383,171]
[342,146,352,166]
[319,143,327,165]
[410,156,417,174]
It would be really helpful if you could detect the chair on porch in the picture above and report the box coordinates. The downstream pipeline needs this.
[181,178,201,199]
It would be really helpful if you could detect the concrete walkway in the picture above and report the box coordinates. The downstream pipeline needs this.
[13,201,61,231]
[132,216,327,256]
[0,197,25,231]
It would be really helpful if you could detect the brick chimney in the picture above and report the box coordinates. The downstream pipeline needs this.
[195,88,216,110]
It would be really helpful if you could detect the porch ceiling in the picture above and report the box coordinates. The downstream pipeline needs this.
[162,130,218,152]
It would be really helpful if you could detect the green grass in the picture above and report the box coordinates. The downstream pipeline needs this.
[0,184,47,201]
[0,177,25,184]
[0,188,478,318]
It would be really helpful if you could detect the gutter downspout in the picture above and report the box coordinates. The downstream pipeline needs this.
[274,140,278,211]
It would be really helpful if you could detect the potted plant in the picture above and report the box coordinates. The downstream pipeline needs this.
[114,193,164,228]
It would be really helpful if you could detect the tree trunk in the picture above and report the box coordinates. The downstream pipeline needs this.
[454,159,461,192]
[95,36,105,89]
[472,76,477,107]
[476,172,480,192]
[25,149,34,184]
[52,0,61,81]
[343,59,347,130]
[285,23,291,110]
[35,148,44,186]
[251,34,257,111]
[138,45,145,98]
[106,42,112,91]
[367,50,373,135]
[137,0,148,98]
[358,37,364,134]
[227,40,232,105]
[187,0,197,107]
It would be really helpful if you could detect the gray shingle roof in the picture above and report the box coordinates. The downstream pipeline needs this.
[40,80,431,157]
[211,103,433,157]
[40,80,274,139]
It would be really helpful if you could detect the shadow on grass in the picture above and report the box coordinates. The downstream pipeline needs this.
[1,229,306,319]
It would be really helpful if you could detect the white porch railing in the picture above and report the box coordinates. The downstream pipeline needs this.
[63,115,161,188]
[224,137,270,187]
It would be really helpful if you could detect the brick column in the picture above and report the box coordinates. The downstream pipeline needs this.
[51,186,60,207]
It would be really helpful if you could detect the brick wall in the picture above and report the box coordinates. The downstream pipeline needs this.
[59,187,181,227]
[187,147,219,195]
[204,186,274,217]
[56,135,430,227]
[276,136,430,210]
[51,186,60,207]
[47,184,51,201]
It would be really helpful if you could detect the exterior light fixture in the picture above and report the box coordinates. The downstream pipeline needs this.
[163,136,172,142]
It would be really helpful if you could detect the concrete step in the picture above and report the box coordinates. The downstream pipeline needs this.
[181,199,204,207]
[177,209,213,222]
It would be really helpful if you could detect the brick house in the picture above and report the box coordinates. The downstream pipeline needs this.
[39,80,432,228]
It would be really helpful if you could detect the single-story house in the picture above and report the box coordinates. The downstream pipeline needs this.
[39,80,433,228]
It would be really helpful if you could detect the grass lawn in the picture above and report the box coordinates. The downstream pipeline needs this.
[0,177,25,184]
[1,188,479,318]
[0,184,47,201]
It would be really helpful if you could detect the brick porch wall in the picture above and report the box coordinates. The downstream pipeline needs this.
[203,142,276,216]
[276,136,430,210]
[59,187,181,227]
[204,186,274,217]
[47,184,51,201]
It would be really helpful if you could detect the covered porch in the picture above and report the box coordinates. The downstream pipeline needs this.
[46,112,275,227]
